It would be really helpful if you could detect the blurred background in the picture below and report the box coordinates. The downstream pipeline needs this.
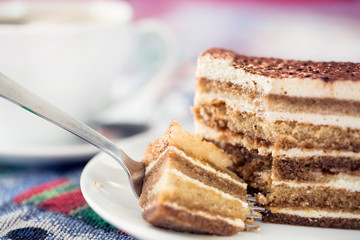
[0,0,359,160]
[123,0,360,128]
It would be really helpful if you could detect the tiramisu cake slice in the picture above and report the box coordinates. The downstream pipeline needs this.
[139,121,253,236]
[193,48,360,229]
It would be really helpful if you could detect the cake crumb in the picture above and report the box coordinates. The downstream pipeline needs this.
[245,218,255,225]
[93,180,103,189]
[255,193,268,205]
[253,211,262,217]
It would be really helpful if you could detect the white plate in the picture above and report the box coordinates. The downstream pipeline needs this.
[80,131,360,240]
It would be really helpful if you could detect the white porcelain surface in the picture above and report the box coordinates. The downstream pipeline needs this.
[0,0,172,147]
[80,132,360,240]
[0,0,133,146]
[0,141,98,165]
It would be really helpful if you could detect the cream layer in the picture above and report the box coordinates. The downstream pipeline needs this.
[194,121,271,155]
[165,169,248,208]
[194,90,264,113]
[143,201,245,229]
[265,111,360,129]
[197,54,360,101]
[151,167,248,208]
[270,207,360,219]
[272,173,360,192]
[146,146,247,189]
[195,121,360,158]
[195,91,360,129]
[275,148,360,158]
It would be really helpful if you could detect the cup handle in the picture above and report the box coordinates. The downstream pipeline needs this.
[97,19,176,125]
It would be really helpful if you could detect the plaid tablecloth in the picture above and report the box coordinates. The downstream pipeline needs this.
[0,164,137,240]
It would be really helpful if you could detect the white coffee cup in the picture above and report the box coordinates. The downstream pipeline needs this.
[0,0,172,147]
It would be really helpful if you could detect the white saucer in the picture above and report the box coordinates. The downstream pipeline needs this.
[0,141,98,165]
[80,131,359,240]
[0,124,150,166]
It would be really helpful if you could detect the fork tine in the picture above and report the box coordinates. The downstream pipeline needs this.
[246,194,257,202]
[245,223,260,231]
[247,214,262,221]
[249,205,265,212]
[245,194,264,231]
[245,224,257,228]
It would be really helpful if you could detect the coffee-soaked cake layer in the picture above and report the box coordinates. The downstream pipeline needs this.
[141,166,248,235]
[141,147,248,206]
[194,121,272,192]
[144,202,246,235]
[267,184,360,212]
[143,158,248,218]
[144,121,235,175]
[209,140,272,193]
[265,172,360,229]
[140,121,250,236]
[140,149,249,235]
[264,169,360,230]
[195,121,360,212]
[193,101,360,152]
[194,120,271,154]
[263,210,360,229]
[195,120,360,192]
[268,94,360,117]
[197,77,360,117]
[273,156,360,181]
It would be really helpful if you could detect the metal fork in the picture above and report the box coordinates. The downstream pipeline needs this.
[0,72,145,198]
[245,194,265,231]
[0,72,265,231]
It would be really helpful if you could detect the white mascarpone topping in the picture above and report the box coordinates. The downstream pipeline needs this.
[265,111,360,129]
[197,55,360,102]
[272,173,360,192]
[274,147,360,158]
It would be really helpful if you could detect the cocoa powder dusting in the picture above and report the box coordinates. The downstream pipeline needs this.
[202,48,360,82]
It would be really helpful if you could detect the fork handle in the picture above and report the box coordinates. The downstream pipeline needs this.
[0,72,144,197]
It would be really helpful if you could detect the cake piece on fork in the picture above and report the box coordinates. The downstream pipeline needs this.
[139,121,258,236]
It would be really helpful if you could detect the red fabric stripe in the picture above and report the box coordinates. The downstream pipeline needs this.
[13,177,69,204]
[38,188,87,215]
[117,229,131,236]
